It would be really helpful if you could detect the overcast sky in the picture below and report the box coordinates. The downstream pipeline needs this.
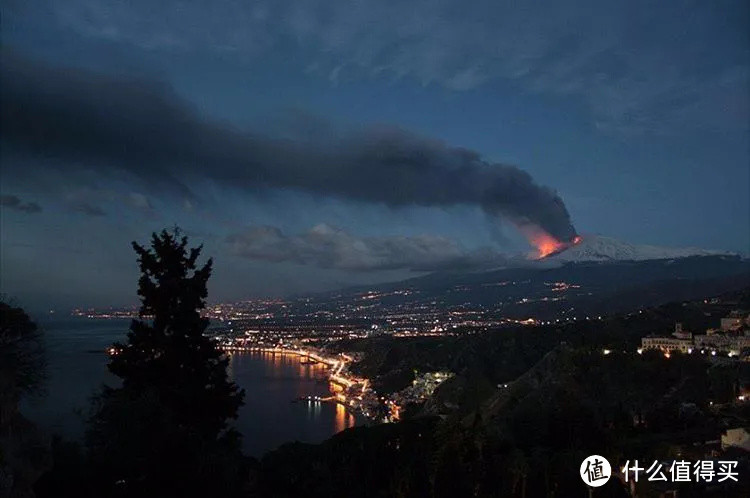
[1,0,748,311]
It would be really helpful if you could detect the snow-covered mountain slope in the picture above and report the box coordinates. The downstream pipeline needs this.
[548,235,735,263]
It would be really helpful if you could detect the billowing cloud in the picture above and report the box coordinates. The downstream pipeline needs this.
[1,52,577,242]
[0,194,42,213]
[226,224,508,271]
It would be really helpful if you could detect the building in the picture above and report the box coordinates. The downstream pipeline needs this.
[641,319,750,357]
[641,336,693,354]
[694,334,750,356]
[641,323,693,353]
[673,322,692,340]
[721,428,750,452]
[721,317,744,332]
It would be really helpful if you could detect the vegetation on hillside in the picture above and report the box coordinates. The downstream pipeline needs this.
[0,301,49,497]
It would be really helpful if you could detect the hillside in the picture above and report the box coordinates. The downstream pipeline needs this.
[313,255,750,320]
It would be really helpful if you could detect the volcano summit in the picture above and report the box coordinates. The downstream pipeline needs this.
[542,235,736,263]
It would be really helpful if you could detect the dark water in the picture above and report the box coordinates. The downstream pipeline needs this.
[21,317,357,457]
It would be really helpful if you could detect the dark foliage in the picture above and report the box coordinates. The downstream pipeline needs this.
[84,229,247,497]
[0,301,46,406]
[0,302,51,497]
[259,417,439,498]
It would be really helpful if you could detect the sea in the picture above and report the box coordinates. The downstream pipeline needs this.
[20,316,358,457]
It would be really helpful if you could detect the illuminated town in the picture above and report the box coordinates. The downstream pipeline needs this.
[89,283,750,430]
[73,280,604,330]
[640,311,750,359]
[80,281,595,421]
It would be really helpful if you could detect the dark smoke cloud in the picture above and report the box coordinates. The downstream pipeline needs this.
[226,224,508,271]
[1,51,577,241]
[0,194,42,213]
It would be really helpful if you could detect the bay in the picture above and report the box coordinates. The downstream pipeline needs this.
[20,317,358,457]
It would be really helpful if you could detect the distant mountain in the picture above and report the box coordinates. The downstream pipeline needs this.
[299,235,746,322]
[547,234,734,263]
[316,254,750,321]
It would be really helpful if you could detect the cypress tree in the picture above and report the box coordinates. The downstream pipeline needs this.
[88,228,246,497]
[109,228,243,434]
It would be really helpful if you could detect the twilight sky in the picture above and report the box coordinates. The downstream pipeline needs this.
[1,0,748,310]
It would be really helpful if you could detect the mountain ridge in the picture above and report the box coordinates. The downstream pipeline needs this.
[547,234,735,263]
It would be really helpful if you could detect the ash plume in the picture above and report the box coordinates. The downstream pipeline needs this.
[1,51,578,242]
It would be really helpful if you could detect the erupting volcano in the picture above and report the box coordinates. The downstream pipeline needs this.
[523,227,582,259]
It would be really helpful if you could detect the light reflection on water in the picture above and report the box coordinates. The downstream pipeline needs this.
[335,402,355,433]
[21,318,361,458]
[229,350,358,456]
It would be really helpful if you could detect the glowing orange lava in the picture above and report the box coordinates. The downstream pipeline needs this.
[532,232,567,258]
[522,227,583,259]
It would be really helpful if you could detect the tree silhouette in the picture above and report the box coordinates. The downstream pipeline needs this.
[0,300,46,407]
[0,301,49,497]
[108,228,243,434]
[87,228,246,497]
